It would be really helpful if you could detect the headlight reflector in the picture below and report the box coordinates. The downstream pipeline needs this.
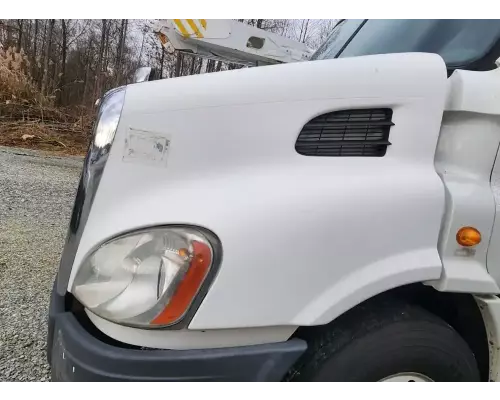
[72,227,215,327]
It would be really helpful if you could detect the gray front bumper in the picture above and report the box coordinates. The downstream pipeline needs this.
[47,280,307,381]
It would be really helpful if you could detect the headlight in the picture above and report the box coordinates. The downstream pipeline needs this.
[72,226,218,328]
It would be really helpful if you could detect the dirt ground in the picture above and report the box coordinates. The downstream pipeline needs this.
[0,125,89,156]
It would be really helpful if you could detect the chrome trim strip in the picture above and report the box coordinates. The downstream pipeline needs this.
[56,86,126,295]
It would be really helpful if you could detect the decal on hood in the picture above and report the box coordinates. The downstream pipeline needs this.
[122,128,171,167]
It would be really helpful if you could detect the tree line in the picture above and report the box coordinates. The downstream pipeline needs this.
[0,19,336,110]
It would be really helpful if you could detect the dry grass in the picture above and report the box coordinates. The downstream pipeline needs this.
[0,47,92,155]
[0,47,40,104]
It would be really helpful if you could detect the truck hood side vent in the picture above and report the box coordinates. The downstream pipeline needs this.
[295,108,394,157]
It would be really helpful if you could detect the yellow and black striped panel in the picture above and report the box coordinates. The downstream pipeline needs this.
[173,19,207,38]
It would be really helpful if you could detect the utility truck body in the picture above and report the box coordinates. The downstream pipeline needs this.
[48,19,500,382]
[151,19,313,66]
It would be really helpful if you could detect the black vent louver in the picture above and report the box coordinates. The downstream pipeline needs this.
[295,108,394,157]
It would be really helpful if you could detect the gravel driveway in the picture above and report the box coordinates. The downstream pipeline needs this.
[0,146,82,381]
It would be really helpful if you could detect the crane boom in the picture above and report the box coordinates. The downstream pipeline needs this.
[150,19,314,66]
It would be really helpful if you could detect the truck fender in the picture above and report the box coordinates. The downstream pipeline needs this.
[291,248,442,325]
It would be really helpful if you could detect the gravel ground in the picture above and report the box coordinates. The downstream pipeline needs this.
[0,146,82,381]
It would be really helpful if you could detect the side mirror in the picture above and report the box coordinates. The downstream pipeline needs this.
[133,67,152,83]
[133,67,159,83]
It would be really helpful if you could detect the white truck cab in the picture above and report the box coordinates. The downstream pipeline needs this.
[48,19,500,382]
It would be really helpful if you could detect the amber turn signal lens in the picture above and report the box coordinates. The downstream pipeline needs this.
[151,240,212,326]
[456,227,481,247]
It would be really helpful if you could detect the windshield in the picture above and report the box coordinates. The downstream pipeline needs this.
[312,20,500,68]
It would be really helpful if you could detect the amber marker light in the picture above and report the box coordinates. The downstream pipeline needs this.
[456,227,481,247]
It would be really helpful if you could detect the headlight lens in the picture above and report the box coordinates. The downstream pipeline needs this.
[72,227,216,327]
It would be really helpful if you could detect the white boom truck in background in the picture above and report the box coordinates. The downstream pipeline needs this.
[131,19,314,84]
[151,19,314,66]
[48,19,500,382]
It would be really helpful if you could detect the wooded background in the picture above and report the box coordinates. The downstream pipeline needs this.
[0,19,336,153]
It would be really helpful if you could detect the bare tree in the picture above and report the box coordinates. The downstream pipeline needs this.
[25,20,32,54]
[115,19,127,85]
[16,20,24,52]
[6,20,13,47]
[41,19,55,96]
[137,23,148,69]
[56,19,68,106]
[298,19,311,43]
[189,55,196,75]
[175,51,183,77]
[82,38,93,105]
[95,19,106,98]
[159,46,165,79]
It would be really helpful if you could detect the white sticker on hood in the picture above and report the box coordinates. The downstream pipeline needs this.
[122,128,170,167]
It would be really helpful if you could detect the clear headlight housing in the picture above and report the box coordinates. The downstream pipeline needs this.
[72,227,216,328]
